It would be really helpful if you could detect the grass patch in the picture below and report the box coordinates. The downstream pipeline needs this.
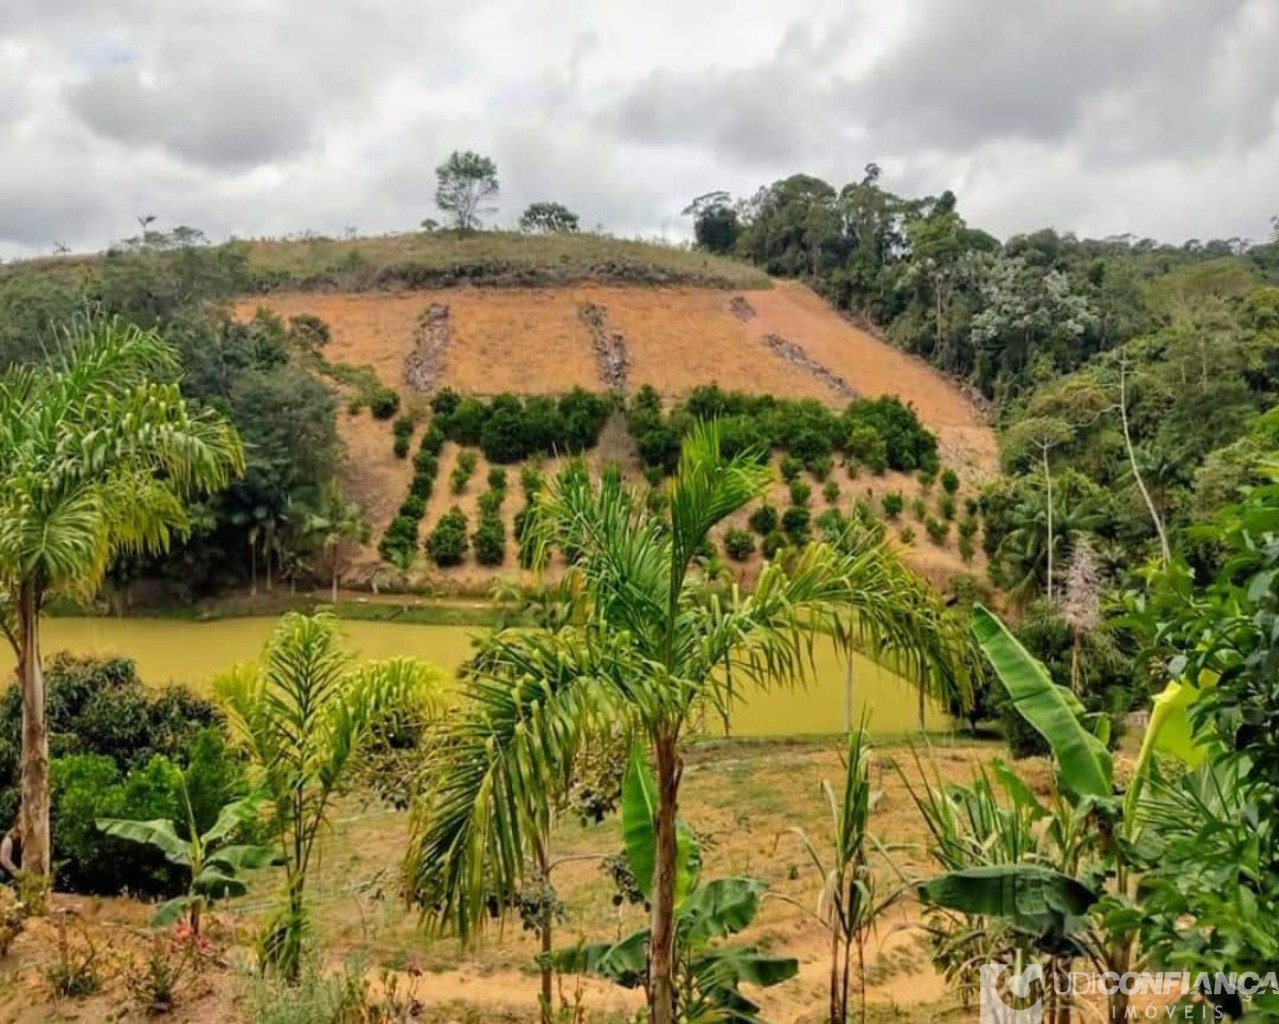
[240,230,772,292]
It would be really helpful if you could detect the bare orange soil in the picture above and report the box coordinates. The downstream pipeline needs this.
[235,282,996,589]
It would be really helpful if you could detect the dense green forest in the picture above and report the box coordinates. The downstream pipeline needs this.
[698,171,1279,592]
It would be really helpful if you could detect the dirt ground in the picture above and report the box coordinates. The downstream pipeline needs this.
[0,739,1109,1024]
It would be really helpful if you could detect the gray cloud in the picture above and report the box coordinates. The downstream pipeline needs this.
[0,0,1276,257]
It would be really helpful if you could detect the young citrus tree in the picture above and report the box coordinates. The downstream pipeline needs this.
[0,318,243,877]
[405,422,970,1024]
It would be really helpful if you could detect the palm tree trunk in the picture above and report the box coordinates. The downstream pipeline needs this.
[17,580,50,878]
[649,731,681,1024]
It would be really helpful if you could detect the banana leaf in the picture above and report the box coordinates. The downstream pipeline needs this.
[96,818,191,866]
[971,605,1112,799]
[622,743,701,907]
[919,863,1098,937]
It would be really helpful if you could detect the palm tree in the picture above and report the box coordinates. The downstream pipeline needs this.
[218,612,442,981]
[309,491,368,603]
[405,423,969,1024]
[0,318,243,876]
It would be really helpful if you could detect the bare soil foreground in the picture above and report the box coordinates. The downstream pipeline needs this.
[0,740,1164,1024]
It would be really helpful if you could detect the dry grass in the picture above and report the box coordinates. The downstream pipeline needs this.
[240,231,772,292]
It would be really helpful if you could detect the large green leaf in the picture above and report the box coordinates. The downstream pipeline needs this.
[151,896,193,928]
[96,817,191,866]
[554,929,650,988]
[971,605,1112,798]
[200,794,265,847]
[206,844,280,873]
[191,866,248,899]
[680,877,766,945]
[919,864,1098,935]
[621,743,701,907]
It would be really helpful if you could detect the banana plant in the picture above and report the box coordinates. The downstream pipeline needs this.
[98,783,278,936]
[917,604,1212,1023]
[557,747,796,1024]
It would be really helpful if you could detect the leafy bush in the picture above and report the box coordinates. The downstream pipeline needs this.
[520,465,544,498]
[938,493,957,521]
[486,467,507,492]
[51,726,248,897]
[822,480,840,504]
[472,513,506,566]
[959,516,978,540]
[779,455,803,483]
[844,425,888,475]
[748,503,778,536]
[940,467,960,494]
[398,495,426,521]
[917,464,938,489]
[782,505,811,543]
[425,507,469,566]
[807,453,834,481]
[899,526,916,545]
[761,530,788,559]
[450,451,477,494]
[392,415,414,442]
[911,497,928,520]
[419,423,446,457]
[369,388,400,420]
[788,480,811,507]
[924,517,949,545]
[723,528,755,562]
[436,389,613,463]
[412,448,439,476]
[881,491,904,519]
[392,434,410,459]
[959,534,975,564]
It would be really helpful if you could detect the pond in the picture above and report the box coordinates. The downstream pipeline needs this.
[14,616,949,737]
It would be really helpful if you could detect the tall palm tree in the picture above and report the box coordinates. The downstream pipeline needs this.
[218,612,442,980]
[0,318,244,876]
[309,490,368,603]
[405,423,969,1024]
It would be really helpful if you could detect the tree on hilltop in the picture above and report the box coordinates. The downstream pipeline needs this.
[434,150,499,233]
[519,201,580,234]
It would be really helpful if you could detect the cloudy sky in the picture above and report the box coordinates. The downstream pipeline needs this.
[2,0,1276,257]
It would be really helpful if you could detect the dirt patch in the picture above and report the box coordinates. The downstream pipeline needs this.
[402,303,450,393]
[728,294,756,321]
[761,332,855,399]
[576,301,629,394]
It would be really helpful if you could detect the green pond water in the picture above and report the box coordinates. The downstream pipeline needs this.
[15,617,946,737]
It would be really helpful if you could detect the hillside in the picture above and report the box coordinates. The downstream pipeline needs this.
[236,272,997,590]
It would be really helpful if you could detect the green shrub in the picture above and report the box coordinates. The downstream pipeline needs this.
[477,490,503,517]
[881,491,904,519]
[959,534,975,564]
[822,480,840,504]
[723,528,755,562]
[472,513,506,566]
[392,415,414,441]
[925,517,949,545]
[392,434,410,459]
[845,459,860,479]
[917,464,938,489]
[781,505,811,543]
[487,467,507,492]
[844,425,888,475]
[407,471,434,500]
[899,526,916,545]
[761,530,788,560]
[959,516,978,540]
[520,466,544,498]
[964,496,980,517]
[419,424,446,457]
[450,452,477,494]
[940,467,960,494]
[426,507,469,566]
[398,496,426,521]
[779,455,803,483]
[413,448,439,476]
[788,480,811,507]
[807,453,834,481]
[911,497,928,520]
[938,493,957,521]
[369,388,400,420]
[748,503,778,536]
[815,509,845,540]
